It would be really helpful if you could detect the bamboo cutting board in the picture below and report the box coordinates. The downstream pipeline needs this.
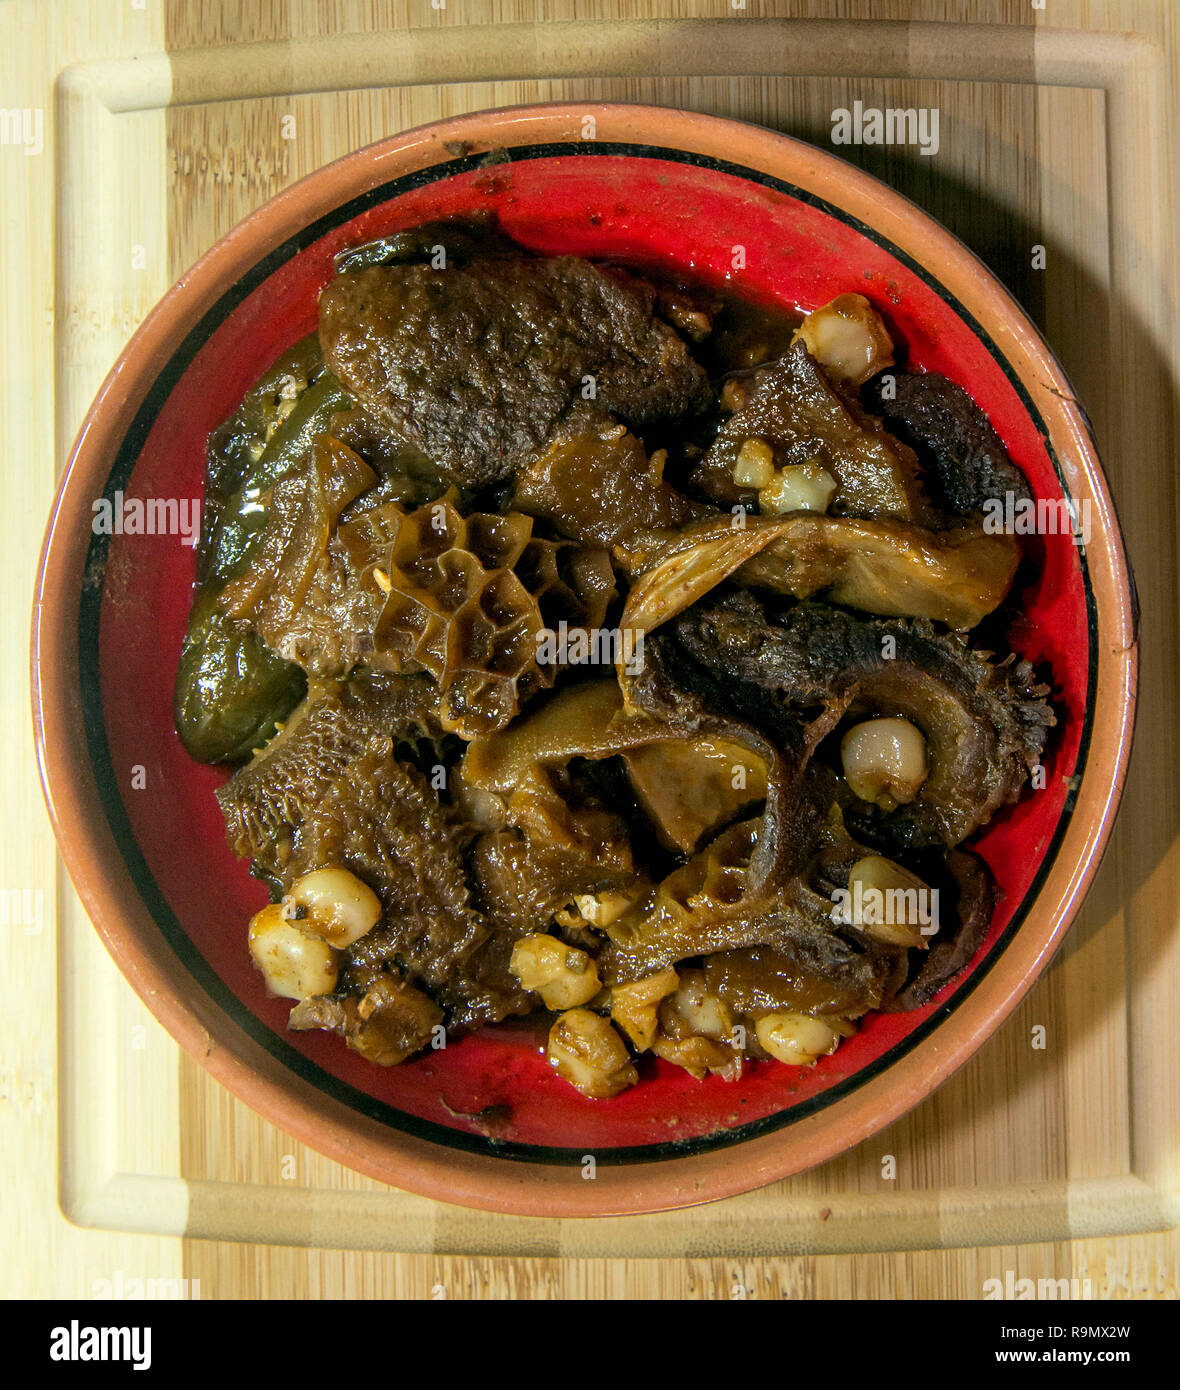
[4,0,1179,1298]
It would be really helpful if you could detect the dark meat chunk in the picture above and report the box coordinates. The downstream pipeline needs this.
[691,342,933,523]
[290,744,535,1028]
[513,427,702,547]
[615,511,1020,631]
[866,370,1033,516]
[704,940,895,1019]
[672,593,1054,849]
[432,930,534,1031]
[218,666,537,1025]
[221,669,535,1029]
[329,405,451,512]
[592,640,876,987]
[256,535,385,680]
[289,975,443,1065]
[594,811,889,987]
[293,744,484,989]
[622,734,769,855]
[882,849,995,1010]
[318,257,711,489]
[624,631,836,897]
[215,670,440,868]
[469,826,633,939]
[447,801,638,1028]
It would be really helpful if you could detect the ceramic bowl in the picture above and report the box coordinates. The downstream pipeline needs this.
[32,104,1137,1216]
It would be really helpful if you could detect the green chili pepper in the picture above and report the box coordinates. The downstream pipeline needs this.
[175,340,353,764]
[197,367,353,588]
[174,591,307,765]
[203,334,326,505]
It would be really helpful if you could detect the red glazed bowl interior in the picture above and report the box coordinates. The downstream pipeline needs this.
[34,106,1136,1215]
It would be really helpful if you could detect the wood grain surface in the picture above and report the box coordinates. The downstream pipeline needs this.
[3,0,1178,1299]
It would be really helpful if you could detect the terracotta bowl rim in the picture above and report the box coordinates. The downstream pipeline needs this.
[32,102,1138,1218]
